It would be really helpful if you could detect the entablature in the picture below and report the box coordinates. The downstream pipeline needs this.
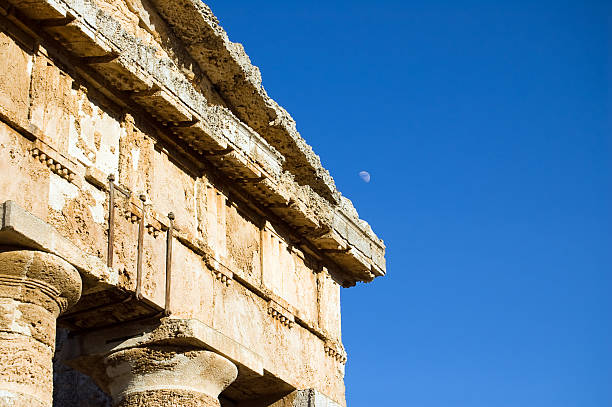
[0,0,385,285]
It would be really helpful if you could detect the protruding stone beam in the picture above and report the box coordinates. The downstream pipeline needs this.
[0,248,82,407]
[105,346,237,407]
[65,318,262,406]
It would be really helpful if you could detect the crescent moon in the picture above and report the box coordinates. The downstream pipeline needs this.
[359,171,371,183]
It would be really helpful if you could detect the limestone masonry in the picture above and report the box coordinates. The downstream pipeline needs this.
[0,0,386,405]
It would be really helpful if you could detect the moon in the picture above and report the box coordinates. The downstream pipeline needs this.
[359,171,371,183]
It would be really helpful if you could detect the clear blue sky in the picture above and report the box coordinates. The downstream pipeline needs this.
[207,1,611,406]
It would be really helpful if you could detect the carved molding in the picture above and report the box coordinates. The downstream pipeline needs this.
[203,252,233,287]
[212,269,232,286]
[123,206,141,224]
[0,274,67,311]
[31,147,76,183]
[268,300,294,328]
[121,200,165,238]
[324,342,347,365]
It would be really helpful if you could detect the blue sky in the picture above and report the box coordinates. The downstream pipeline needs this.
[207,1,611,406]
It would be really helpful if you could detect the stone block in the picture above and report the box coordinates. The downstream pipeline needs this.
[150,145,198,240]
[0,123,51,220]
[169,239,214,325]
[225,203,261,286]
[0,31,32,127]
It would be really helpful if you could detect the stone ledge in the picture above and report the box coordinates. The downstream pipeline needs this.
[0,200,116,289]
[66,317,264,378]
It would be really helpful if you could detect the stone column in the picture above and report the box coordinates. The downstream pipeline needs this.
[0,249,82,407]
[104,345,238,407]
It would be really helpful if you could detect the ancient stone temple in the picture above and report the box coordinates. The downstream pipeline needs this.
[0,0,386,405]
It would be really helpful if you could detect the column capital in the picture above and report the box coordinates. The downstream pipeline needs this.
[0,248,82,316]
[0,248,82,407]
[105,346,237,406]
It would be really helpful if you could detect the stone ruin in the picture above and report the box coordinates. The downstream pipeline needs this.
[0,0,386,405]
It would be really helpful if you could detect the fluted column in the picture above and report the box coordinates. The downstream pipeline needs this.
[104,345,238,407]
[0,248,82,407]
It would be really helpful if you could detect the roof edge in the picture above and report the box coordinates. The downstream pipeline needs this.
[149,0,341,204]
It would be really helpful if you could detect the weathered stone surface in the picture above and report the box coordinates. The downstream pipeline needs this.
[118,389,220,407]
[0,0,388,404]
[0,123,50,220]
[0,249,82,407]
[32,0,385,282]
[0,31,31,127]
